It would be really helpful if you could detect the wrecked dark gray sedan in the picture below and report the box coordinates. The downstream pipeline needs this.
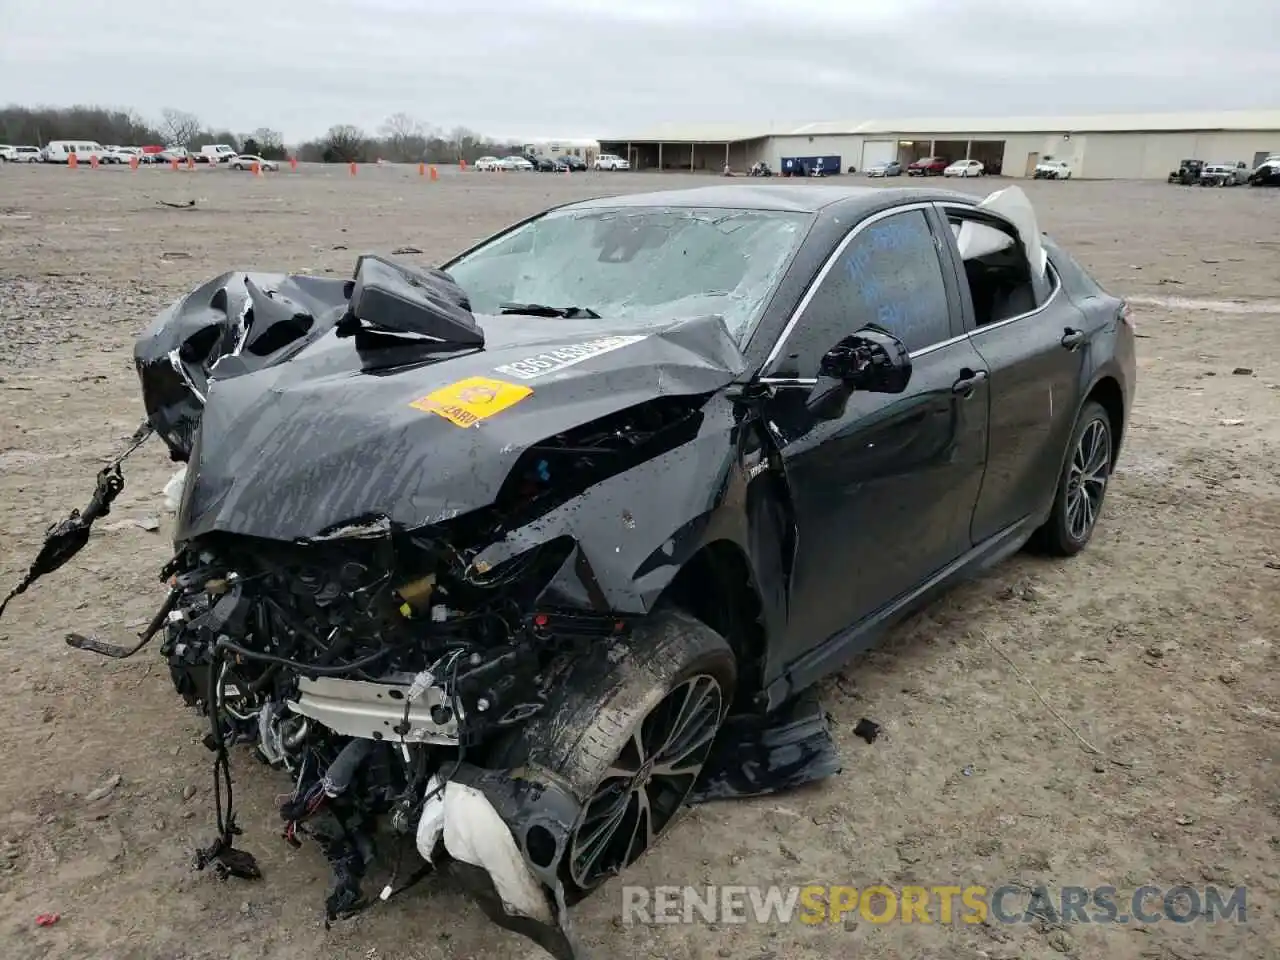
[1,184,1135,957]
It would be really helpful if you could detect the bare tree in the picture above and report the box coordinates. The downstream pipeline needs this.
[378,113,427,163]
[322,124,367,163]
[160,108,201,147]
[448,125,478,162]
[248,128,286,160]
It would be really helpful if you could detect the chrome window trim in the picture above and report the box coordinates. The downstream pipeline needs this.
[761,202,940,371]
[758,200,1065,388]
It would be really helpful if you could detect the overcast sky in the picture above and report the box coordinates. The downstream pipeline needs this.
[3,0,1276,142]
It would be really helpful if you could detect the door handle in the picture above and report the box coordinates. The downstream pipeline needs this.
[952,369,988,397]
[1061,327,1087,351]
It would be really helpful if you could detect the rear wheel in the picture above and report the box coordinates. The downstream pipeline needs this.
[492,609,736,901]
[1032,400,1113,556]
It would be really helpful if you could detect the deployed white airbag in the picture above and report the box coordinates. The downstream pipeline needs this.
[973,185,1047,277]
[162,465,187,513]
[424,780,555,926]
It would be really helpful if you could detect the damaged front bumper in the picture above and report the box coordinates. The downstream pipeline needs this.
[420,764,584,960]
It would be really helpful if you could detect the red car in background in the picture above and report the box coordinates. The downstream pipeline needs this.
[907,156,949,176]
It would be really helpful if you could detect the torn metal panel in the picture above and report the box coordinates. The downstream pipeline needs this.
[473,392,742,613]
[689,687,842,803]
[174,311,743,544]
[441,763,583,960]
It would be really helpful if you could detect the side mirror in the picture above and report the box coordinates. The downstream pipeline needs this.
[805,327,912,420]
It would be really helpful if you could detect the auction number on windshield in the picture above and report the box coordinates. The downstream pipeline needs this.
[410,376,534,428]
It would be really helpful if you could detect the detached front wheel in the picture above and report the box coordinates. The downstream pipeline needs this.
[493,609,736,901]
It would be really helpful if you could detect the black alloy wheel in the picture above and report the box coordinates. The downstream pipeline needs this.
[567,673,723,889]
[1033,400,1113,555]
[1066,415,1111,543]
[490,609,737,901]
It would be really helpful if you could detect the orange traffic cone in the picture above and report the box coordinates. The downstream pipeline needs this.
[290,156,298,171]
[459,158,467,171]
[170,157,179,170]
[129,156,139,171]
[418,162,425,177]
[251,161,261,176]
[429,165,438,181]
[90,155,100,169]
[68,153,79,169]
[187,156,194,170]
[349,161,357,177]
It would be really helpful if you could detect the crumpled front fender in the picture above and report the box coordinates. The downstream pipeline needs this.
[420,763,586,960]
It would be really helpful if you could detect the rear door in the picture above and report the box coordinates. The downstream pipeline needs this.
[760,203,990,663]
[935,202,1089,544]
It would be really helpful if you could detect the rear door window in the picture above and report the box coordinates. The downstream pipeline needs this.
[944,210,1049,327]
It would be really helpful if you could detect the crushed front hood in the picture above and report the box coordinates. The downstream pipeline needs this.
[174,308,745,542]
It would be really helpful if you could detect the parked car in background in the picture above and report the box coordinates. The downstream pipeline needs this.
[473,156,501,171]
[523,154,558,172]
[560,154,588,171]
[1250,156,1280,186]
[1034,159,1072,180]
[156,146,190,164]
[101,146,142,164]
[944,159,985,178]
[594,153,630,170]
[200,144,238,164]
[230,154,278,171]
[865,160,903,177]
[42,140,107,163]
[1167,159,1204,184]
[1198,162,1249,186]
[1,145,43,162]
[498,155,535,171]
[907,156,949,176]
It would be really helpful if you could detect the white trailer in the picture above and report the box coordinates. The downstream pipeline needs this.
[521,138,600,163]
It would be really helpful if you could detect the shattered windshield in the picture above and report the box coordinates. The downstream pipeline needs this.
[444,206,812,341]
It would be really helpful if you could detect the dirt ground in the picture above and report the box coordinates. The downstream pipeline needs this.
[1,164,1277,960]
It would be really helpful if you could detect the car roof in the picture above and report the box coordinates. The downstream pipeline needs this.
[559,184,980,215]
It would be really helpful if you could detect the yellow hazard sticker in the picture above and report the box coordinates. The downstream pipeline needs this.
[410,376,533,428]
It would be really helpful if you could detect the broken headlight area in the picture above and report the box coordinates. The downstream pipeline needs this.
[156,524,616,939]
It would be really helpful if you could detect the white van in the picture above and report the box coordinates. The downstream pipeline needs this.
[43,140,106,163]
[200,144,237,164]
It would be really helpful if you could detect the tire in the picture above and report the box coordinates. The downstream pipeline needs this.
[491,608,736,903]
[1031,400,1114,556]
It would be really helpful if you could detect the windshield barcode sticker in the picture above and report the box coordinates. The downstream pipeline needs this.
[494,335,646,380]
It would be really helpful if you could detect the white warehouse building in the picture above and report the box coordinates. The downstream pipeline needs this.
[598,110,1280,179]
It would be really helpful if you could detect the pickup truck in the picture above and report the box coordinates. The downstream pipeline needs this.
[1199,162,1249,187]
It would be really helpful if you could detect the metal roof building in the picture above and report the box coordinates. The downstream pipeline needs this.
[598,110,1280,179]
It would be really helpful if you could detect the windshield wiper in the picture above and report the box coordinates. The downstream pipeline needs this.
[499,302,600,319]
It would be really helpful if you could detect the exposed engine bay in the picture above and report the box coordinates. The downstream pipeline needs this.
[160,520,622,936]
[0,252,840,959]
